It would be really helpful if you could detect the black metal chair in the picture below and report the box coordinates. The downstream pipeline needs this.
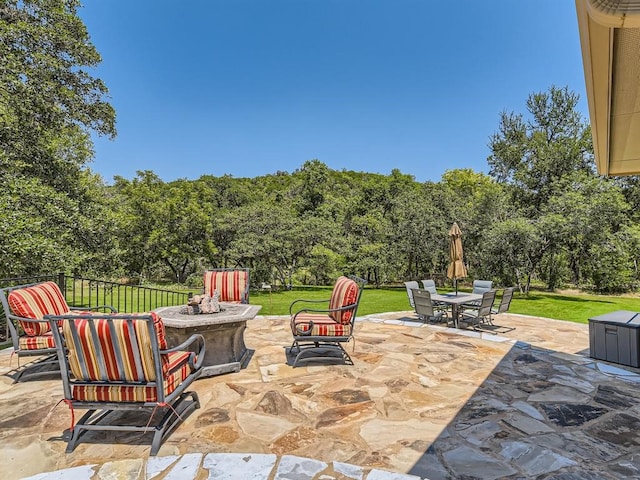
[0,281,115,382]
[289,276,366,367]
[46,312,204,455]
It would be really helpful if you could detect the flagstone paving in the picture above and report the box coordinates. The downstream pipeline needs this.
[1,311,640,479]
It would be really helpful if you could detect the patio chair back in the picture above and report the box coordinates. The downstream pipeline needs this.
[421,279,438,295]
[494,287,515,314]
[203,268,250,303]
[328,276,362,324]
[476,289,498,318]
[472,280,493,295]
[404,281,419,308]
[412,289,436,317]
[412,289,448,325]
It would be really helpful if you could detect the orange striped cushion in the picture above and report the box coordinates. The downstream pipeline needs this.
[328,276,359,325]
[63,313,168,383]
[204,270,247,303]
[292,313,352,337]
[8,281,70,336]
[18,332,56,350]
[71,352,191,402]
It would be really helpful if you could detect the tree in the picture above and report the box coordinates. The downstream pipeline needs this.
[479,218,540,293]
[113,173,216,283]
[539,173,629,288]
[1,0,115,185]
[439,169,509,278]
[487,86,593,213]
[0,0,116,277]
[389,183,448,280]
[292,160,330,214]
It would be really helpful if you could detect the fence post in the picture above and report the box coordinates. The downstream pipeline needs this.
[57,272,66,292]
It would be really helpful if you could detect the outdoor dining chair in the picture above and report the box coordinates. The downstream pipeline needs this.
[289,275,366,367]
[459,289,497,330]
[463,280,495,308]
[472,280,494,294]
[491,287,516,318]
[412,289,448,325]
[404,281,420,308]
[420,279,448,312]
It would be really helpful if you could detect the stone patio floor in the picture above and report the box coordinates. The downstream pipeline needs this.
[2,311,640,479]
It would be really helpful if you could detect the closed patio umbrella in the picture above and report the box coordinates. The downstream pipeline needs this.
[447,222,467,295]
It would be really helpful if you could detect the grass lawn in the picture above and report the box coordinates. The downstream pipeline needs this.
[249,286,640,323]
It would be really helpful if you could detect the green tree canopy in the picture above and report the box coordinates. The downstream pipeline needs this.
[0,0,116,277]
[488,85,593,213]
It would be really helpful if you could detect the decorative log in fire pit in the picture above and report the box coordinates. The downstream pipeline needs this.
[179,291,221,315]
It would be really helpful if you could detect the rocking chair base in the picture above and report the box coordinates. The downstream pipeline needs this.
[65,391,200,455]
[290,337,353,367]
[13,352,60,383]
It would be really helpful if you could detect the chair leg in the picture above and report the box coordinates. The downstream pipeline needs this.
[150,391,200,455]
[66,409,103,453]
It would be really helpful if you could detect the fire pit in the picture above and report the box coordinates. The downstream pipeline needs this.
[155,302,262,377]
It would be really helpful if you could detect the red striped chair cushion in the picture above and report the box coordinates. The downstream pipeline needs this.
[328,276,359,325]
[8,281,70,336]
[18,332,56,350]
[292,313,352,337]
[62,313,168,383]
[204,270,247,303]
[71,352,191,402]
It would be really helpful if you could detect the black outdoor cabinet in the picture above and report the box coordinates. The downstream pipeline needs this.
[589,310,640,368]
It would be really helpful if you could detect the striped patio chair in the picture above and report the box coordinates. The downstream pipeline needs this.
[289,275,366,367]
[203,268,250,304]
[45,311,205,455]
[0,281,116,382]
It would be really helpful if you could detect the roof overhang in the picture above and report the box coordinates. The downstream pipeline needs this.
[576,0,640,175]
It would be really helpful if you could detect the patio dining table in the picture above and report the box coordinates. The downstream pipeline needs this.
[431,292,483,328]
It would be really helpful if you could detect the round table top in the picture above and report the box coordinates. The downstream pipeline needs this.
[154,303,262,328]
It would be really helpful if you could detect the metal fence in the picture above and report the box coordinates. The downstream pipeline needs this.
[0,274,192,348]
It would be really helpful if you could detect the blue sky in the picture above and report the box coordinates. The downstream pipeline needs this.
[79,1,588,184]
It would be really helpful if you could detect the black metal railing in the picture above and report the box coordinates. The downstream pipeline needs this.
[1,273,192,347]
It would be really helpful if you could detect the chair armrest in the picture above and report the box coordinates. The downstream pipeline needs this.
[291,302,359,335]
[292,301,358,317]
[161,334,205,371]
[289,298,330,315]
[460,302,480,310]
[292,316,316,335]
[7,312,50,325]
[70,305,118,313]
